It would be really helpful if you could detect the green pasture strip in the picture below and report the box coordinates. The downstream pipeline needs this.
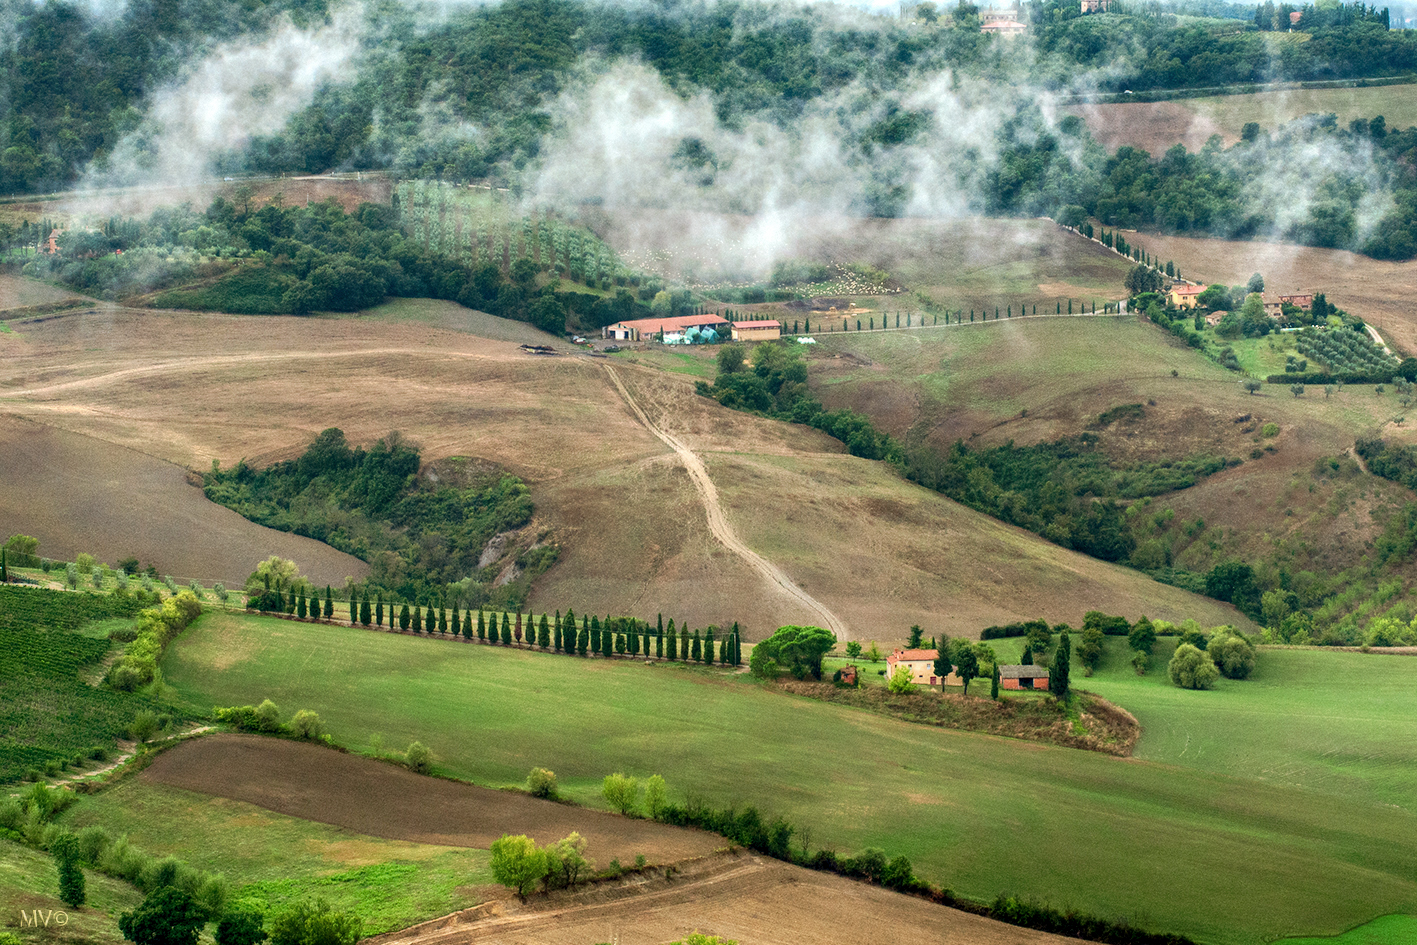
[1273,914,1417,945]
[0,837,142,945]
[162,611,1417,945]
[63,780,491,935]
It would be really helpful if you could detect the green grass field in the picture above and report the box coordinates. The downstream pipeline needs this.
[984,635,1417,811]
[158,611,1417,945]
[1274,914,1417,945]
[62,781,490,934]
[0,838,142,945]
[1189,86,1417,141]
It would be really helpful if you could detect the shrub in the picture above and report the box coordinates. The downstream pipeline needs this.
[844,847,888,882]
[602,772,640,816]
[644,774,668,820]
[254,699,282,733]
[128,710,160,743]
[881,854,918,891]
[489,834,547,899]
[525,767,557,799]
[1208,629,1256,679]
[286,709,323,740]
[215,908,268,945]
[886,664,916,694]
[405,741,431,774]
[1131,650,1150,675]
[1168,643,1220,690]
[268,898,362,945]
[118,887,208,945]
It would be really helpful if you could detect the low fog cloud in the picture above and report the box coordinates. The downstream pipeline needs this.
[85,4,365,188]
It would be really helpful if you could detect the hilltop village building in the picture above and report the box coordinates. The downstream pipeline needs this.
[601,314,729,343]
[980,8,1028,34]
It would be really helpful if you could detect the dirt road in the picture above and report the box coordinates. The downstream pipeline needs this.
[601,363,849,639]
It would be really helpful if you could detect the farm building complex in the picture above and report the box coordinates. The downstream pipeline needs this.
[887,648,943,686]
[601,314,729,343]
[731,320,782,341]
[1000,665,1050,690]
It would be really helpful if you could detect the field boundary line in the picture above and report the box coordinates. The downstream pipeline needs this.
[602,363,850,639]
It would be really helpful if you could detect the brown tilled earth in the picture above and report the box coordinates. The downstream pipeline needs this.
[0,413,366,586]
[373,854,1082,945]
[155,736,1080,945]
[0,273,87,313]
[0,302,1246,635]
[1067,101,1231,154]
[143,735,723,864]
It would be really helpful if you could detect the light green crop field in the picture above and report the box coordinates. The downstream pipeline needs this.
[988,635,1417,812]
[0,838,142,945]
[1190,86,1417,141]
[63,780,490,934]
[1274,914,1417,945]
[159,611,1417,945]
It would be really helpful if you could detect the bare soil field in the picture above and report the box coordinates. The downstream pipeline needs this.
[1128,231,1417,355]
[0,273,88,313]
[0,304,1246,636]
[1068,100,1229,154]
[1073,85,1417,153]
[144,735,723,866]
[0,414,365,585]
[372,852,1083,945]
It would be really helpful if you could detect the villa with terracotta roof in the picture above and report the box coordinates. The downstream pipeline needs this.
[1168,284,1207,310]
[886,648,943,686]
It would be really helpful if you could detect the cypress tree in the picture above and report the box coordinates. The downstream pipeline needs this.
[413,606,423,633]
[55,843,85,907]
[439,606,448,633]
[680,624,690,659]
[501,612,513,645]
[1,548,6,583]
[349,594,357,625]
[297,594,308,619]
[704,627,715,663]
[399,603,411,630]
[628,625,639,656]
[615,632,626,655]
[566,609,578,655]
[1051,630,1072,699]
[666,619,678,660]
[515,611,523,644]
[376,595,384,627]
[324,586,333,619]
[590,616,601,653]
[602,626,614,658]
[656,630,664,658]
[554,612,563,652]
[991,662,1001,700]
[538,613,551,648]
[360,596,372,627]
[477,610,486,640]
[462,610,472,639]
[691,631,702,662]
[451,601,460,635]
[578,628,589,655]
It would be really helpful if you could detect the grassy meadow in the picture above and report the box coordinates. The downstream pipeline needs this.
[0,839,142,945]
[61,781,491,934]
[157,610,1417,945]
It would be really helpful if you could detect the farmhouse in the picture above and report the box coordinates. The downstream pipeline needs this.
[1000,665,1050,690]
[1081,0,1110,10]
[1205,310,1228,327]
[731,319,782,342]
[887,648,942,685]
[1167,284,1207,309]
[1279,293,1314,310]
[601,314,729,343]
[839,665,858,685]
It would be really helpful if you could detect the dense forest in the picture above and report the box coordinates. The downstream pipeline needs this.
[5,0,1417,259]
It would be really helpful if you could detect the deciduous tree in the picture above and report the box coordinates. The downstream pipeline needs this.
[119,888,207,945]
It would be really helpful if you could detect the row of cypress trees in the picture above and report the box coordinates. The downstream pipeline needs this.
[265,587,743,667]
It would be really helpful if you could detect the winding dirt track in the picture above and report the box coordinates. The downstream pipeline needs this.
[601,363,849,638]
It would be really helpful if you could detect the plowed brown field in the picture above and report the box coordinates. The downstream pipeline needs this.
[373,854,1082,945]
[152,736,1079,945]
